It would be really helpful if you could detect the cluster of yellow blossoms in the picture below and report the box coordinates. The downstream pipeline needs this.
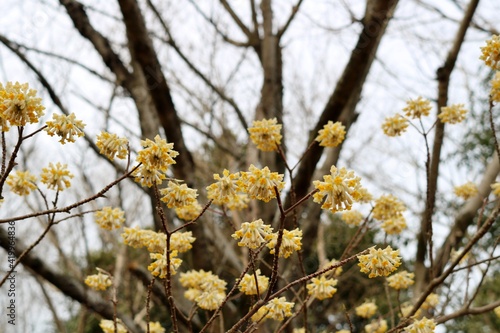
[386,270,415,290]
[99,319,165,333]
[179,270,227,310]
[357,246,401,278]
[315,121,346,147]
[94,207,125,230]
[251,297,295,322]
[7,162,75,195]
[238,269,269,295]
[248,118,282,151]
[84,270,112,291]
[0,81,45,129]
[373,194,407,235]
[453,181,478,200]
[45,112,86,144]
[355,300,378,318]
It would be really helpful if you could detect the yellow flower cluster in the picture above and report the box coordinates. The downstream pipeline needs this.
[160,181,198,208]
[313,165,362,213]
[438,104,467,124]
[84,271,112,291]
[232,219,273,250]
[494,306,500,318]
[94,207,125,230]
[240,164,285,202]
[381,216,407,235]
[491,182,500,196]
[96,131,129,160]
[422,293,439,310]
[45,113,86,144]
[404,317,436,333]
[40,162,74,191]
[453,181,478,200]
[175,202,203,220]
[133,135,179,187]
[358,246,401,278]
[355,301,378,318]
[148,250,182,278]
[238,269,269,295]
[382,114,408,137]
[206,169,245,206]
[386,270,415,290]
[179,270,227,310]
[248,118,282,151]
[6,170,37,196]
[146,322,166,333]
[341,210,364,227]
[121,227,195,253]
[306,276,338,300]
[480,35,500,70]
[365,319,388,333]
[315,121,346,147]
[252,297,294,322]
[99,319,127,333]
[403,97,432,119]
[372,194,406,233]
[267,228,303,258]
[0,81,45,129]
[490,72,500,103]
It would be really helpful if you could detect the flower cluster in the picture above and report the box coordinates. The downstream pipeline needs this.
[121,227,195,253]
[160,181,198,208]
[99,319,127,333]
[404,317,436,333]
[490,71,500,103]
[179,270,227,310]
[365,319,388,333]
[148,250,182,278]
[306,276,338,300]
[94,207,125,230]
[175,202,203,220]
[248,118,282,151]
[403,97,432,119]
[355,301,378,318]
[313,165,362,213]
[480,34,500,70]
[315,121,346,147]
[6,170,37,196]
[252,297,294,322]
[382,114,408,137]
[267,228,303,258]
[45,113,86,144]
[232,219,273,250]
[239,164,285,202]
[84,270,112,291]
[358,246,402,278]
[206,169,245,206]
[453,181,478,200]
[0,81,45,129]
[341,210,364,227]
[491,182,500,196]
[386,270,415,290]
[40,162,74,191]
[438,104,467,124]
[373,194,407,234]
[96,131,129,160]
[238,269,269,295]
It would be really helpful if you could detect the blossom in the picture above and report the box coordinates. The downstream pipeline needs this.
[225,193,250,210]
[306,276,338,300]
[313,165,362,213]
[355,301,378,318]
[206,169,243,205]
[490,71,500,103]
[0,81,45,127]
[45,113,86,144]
[315,121,346,147]
[238,269,269,295]
[453,181,478,200]
[160,181,198,208]
[132,164,166,188]
[494,306,500,318]
[358,246,402,278]
[251,306,269,322]
[400,303,421,319]
[175,202,202,221]
[387,270,415,290]
[322,258,343,277]
[267,228,302,258]
[140,230,166,253]
[372,194,406,221]
[382,114,408,137]
[438,104,467,124]
[196,290,225,310]
[403,97,432,119]
[404,317,436,333]
[171,231,196,253]
[40,162,74,191]
[264,297,294,321]
[96,131,129,160]
[248,118,282,151]
[6,170,37,196]
[179,270,227,310]
[381,216,407,235]
[99,319,127,333]
[480,35,500,70]
[357,187,373,203]
[121,226,144,248]
[94,207,125,230]
[147,322,166,333]
[491,182,500,196]
[341,210,364,227]
[364,319,388,333]
[232,219,273,250]
[148,250,182,278]
[293,329,306,333]
[239,164,285,202]
[421,293,439,310]
[84,271,112,291]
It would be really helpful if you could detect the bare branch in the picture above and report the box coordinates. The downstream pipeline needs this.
[277,0,304,39]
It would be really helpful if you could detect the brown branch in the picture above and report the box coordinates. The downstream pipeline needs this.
[436,300,500,324]
[220,0,253,39]
[277,0,304,39]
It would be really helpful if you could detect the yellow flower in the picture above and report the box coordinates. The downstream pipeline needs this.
[96,131,129,160]
[0,81,45,127]
[453,181,478,200]
[171,231,196,253]
[121,226,144,248]
[494,306,500,318]
[382,114,408,137]
[381,216,407,235]
[264,297,294,321]
[240,164,285,202]
[206,169,243,205]
[40,162,74,191]
[251,306,269,322]
[6,170,37,196]
[358,246,402,278]
[355,301,378,318]
[322,258,343,277]
[179,270,227,310]
[438,104,467,124]
[400,303,421,319]
[225,193,250,210]
[175,202,202,220]
[491,182,500,196]
[490,71,500,103]
[160,181,198,208]
[94,207,125,230]
[84,271,112,291]
[313,165,362,213]
[148,250,182,278]
[99,319,127,333]
[372,194,406,221]
[248,118,282,151]
[315,121,346,147]
[238,269,269,295]
[421,293,439,310]
[364,319,387,333]
[139,230,166,253]
[232,219,273,250]
[147,322,166,333]
[357,187,373,203]
[267,228,302,258]
[387,270,415,290]
[480,35,500,70]
[341,210,364,227]
[45,113,85,144]
[403,97,432,119]
[293,329,306,333]
[306,276,338,300]
[196,290,225,310]
[404,317,436,333]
